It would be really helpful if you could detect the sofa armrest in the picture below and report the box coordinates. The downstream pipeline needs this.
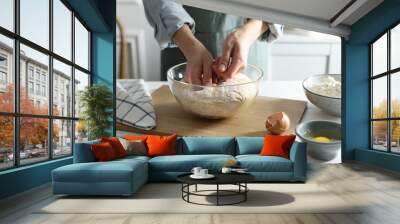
[73,140,100,163]
[289,142,307,181]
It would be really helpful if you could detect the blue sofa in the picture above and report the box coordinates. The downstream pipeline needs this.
[52,137,307,196]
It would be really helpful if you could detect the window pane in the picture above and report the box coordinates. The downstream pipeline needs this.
[372,77,387,119]
[53,59,72,117]
[0,0,14,31]
[372,121,388,151]
[391,72,400,118]
[391,120,400,153]
[20,0,49,49]
[20,117,49,165]
[0,35,14,112]
[74,69,89,118]
[75,120,88,143]
[75,18,89,70]
[53,119,72,157]
[20,44,49,115]
[392,24,400,70]
[372,33,387,76]
[53,0,72,60]
[0,116,14,170]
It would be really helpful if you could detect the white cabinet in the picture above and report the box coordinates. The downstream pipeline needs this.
[267,29,341,81]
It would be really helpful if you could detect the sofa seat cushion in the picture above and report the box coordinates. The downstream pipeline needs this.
[53,159,147,183]
[236,155,293,172]
[178,137,236,155]
[149,154,235,172]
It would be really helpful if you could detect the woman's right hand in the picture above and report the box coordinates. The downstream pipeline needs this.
[173,24,214,86]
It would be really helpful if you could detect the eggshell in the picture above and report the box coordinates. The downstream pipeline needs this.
[265,112,291,135]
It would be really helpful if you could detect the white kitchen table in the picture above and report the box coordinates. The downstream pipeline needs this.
[118,81,342,163]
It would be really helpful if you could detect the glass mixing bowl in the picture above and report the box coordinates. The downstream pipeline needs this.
[167,63,263,119]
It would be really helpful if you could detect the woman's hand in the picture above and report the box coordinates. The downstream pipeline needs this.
[214,20,268,81]
[173,24,214,85]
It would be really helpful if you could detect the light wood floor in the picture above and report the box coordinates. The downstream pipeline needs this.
[1,162,400,224]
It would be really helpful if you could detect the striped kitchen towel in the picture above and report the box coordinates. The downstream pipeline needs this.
[116,79,156,130]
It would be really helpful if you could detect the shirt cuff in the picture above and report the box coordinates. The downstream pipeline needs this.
[260,23,284,42]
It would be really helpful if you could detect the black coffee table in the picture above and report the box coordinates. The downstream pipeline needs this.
[177,173,255,206]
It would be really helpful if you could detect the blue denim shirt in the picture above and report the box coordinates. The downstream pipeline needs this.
[143,0,283,50]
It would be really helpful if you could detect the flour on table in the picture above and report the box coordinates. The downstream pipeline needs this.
[172,73,258,118]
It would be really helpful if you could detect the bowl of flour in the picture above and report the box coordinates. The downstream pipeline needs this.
[303,74,341,116]
[167,63,263,119]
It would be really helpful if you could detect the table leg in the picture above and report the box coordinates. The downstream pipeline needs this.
[245,183,247,201]
[195,184,198,192]
[217,184,219,206]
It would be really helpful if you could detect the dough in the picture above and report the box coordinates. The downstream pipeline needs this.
[171,73,258,119]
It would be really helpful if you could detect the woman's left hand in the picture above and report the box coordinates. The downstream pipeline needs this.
[213,20,268,81]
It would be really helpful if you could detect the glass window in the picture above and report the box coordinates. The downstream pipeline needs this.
[391,24,400,70]
[0,0,14,31]
[0,35,14,113]
[391,72,400,118]
[53,119,72,157]
[28,67,34,79]
[372,77,387,119]
[372,121,388,151]
[75,18,89,70]
[20,0,49,49]
[19,117,49,165]
[0,116,14,169]
[75,120,88,143]
[28,81,34,94]
[20,44,49,115]
[53,0,72,60]
[53,59,72,117]
[371,24,400,154]
[372,34,387,76]
[74,69,89,118]
[391,120,400,153]
[0,1,92,170]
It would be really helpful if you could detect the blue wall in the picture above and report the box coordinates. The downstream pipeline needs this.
[0,0,116,200]
[343,0,400,171]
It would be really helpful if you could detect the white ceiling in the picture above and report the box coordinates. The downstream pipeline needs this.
[176,0,384,37]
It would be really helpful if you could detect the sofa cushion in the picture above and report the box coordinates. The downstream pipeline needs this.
[53,158,147,183]
[178,137,236,155]
[236,137,263,155]
[91,142,118,161]
[236,155,293,172]
[260,134,296,159]
[101,137,127,158]
[147,134,177,157]
[149,154,235,172]
[73,140,100,163]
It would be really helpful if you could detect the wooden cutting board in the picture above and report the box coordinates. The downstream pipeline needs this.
[117,85,307,136]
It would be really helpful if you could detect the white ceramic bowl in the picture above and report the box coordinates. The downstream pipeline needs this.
[303,74,341,116]
[167,63,263,119]
[296,120,341,161]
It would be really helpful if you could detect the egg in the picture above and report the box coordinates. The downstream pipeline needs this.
[265,112,291,135]
[313,136,332,143]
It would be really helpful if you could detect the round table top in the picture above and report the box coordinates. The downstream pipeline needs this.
[177,173,255,185]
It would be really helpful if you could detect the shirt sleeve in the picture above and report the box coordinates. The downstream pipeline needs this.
[143,0,195,49]
[260,23,284,42]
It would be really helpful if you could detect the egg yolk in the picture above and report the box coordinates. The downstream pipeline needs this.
[313,136,332,143]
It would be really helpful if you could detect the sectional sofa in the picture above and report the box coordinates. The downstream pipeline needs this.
[52,136,307,196]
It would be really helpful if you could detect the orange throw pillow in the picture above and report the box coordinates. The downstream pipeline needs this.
[101,137,127,158]
[91,142,117,162]
[259,134,296,159]
[146,134,177,157]
[124,135,148,141]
